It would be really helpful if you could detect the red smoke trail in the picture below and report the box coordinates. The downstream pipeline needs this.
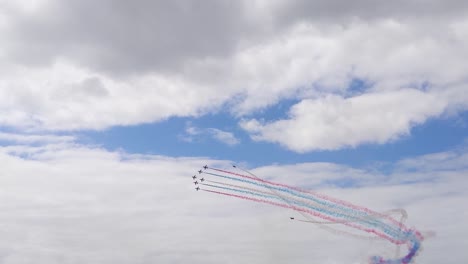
[204,180,275,196]
[210,167,405,230]
[204,180,387,226]
[202,189,401,245]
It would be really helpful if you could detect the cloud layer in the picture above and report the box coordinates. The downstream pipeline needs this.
[181,124,240,146]
[0,138,467,263]
[241,88,448,151]
[0,1,467,151]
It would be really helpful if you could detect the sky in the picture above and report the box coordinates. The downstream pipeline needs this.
[0,0,467,263]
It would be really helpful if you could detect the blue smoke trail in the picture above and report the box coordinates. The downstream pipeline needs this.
[204,171,403,239]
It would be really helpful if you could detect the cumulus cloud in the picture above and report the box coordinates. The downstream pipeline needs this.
[2,0,264,74]
[181,124,240,146]
[207,128,240,146]
[0,138,466,263]
[0,132,75,144]
[0,0,467,151]
[272,0,468,24]
[240,88,449,152]
[395,146,468,172]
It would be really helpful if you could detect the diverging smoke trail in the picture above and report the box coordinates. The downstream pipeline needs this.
[195,166,425,264]
[204,170,404,239]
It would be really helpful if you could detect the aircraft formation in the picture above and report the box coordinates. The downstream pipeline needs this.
[191,165,208,191]
[191,164,295,220]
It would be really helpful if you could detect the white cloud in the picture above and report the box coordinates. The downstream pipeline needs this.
[0,62,235,130]
[395,146,468,172]
[181,124,240,146]
[0,132,75,144]
[206,128,240,146]
[0,139,466,263]
[240,88,449,152]
[0,1,467,152]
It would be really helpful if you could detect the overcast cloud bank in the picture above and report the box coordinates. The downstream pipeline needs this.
[0,0,467,151]
[0,138,467,263]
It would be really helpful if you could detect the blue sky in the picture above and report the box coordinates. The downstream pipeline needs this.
[79,105,468,169]
[0,1,468,264]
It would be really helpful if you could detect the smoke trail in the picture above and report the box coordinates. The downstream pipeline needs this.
[196,166,425,264]
[232,166,409,231]
[229,166,404,241]
[203,181,401,229]
[202,189,399,243]
[232,166,411,259]
[204,170,404,238]
[202,182,381,227]
[212,167,405,229]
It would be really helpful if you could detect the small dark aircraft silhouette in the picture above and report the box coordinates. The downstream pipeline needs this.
[192,175,197,180]
[203,165,208,170]
[195,186,200,191]
[194,181,198,185]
